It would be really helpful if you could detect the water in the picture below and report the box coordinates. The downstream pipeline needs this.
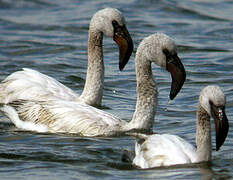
[0,0,233,179]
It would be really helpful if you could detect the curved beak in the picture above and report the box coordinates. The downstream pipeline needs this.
[166,54,186,100]
[211,105,229,151]
[113,25,133,71]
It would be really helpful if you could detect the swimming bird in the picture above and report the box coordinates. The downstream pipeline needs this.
[0,8,133,107]
[132,85,229,168]
[0,33,186,136]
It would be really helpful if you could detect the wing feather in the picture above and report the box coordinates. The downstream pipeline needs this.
[0,68,79,104]
[133,134,197,168]
[8,99,123,136]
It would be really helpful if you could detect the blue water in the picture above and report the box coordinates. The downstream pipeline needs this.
[0,0,233,179]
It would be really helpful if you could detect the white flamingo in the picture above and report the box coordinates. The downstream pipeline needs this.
[0,8,133,107]
[0,33,185,136]
[132,85,229,168]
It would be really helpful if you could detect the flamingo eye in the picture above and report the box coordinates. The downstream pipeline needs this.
[112,20,119,27]
[218,109,223,120]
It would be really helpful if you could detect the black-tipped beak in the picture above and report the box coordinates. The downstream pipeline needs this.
[166,53,186,100]
[113,25,133,71]
[211,105,229,151]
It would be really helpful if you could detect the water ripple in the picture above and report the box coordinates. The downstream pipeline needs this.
[0,0,232,179]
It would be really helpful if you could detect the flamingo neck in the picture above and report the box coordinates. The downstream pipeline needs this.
[80,28,104,107]
[196,104,212,162]
[125,55,157,132]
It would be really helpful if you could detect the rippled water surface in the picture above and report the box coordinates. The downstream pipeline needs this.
[0,0,233,179]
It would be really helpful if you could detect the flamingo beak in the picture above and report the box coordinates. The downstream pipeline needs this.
[113,25,133,71]
[211,104,229,151]
[166,53,186,100]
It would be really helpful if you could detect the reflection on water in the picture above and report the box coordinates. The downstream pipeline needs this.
[0,0,232,179]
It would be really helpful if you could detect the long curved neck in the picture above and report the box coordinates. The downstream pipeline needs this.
[79,28,104,106]
[196,104,212,162]
[125,55,157,132]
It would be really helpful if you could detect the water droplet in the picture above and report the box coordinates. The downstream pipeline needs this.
[168,99,172,105]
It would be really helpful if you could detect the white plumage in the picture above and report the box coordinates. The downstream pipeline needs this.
[0,8,133,107]
[0,33,186,136]
[133,134,197,168]
[0,68,80,104]
[1,100,123,136]
[132,85,229,168]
